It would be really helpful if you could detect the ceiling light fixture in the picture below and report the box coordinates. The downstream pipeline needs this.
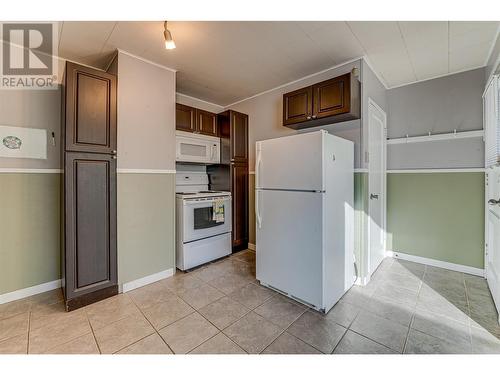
[164,21,176,50]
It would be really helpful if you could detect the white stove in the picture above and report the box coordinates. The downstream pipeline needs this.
[175,172,232,270]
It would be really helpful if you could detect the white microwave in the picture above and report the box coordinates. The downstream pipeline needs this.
[175,130,220,164]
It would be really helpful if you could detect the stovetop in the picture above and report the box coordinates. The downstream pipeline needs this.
[176,190,231,199]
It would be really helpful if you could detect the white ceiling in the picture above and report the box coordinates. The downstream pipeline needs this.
[55,21,499,106]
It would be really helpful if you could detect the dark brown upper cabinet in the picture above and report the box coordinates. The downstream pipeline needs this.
[175,103,217,137]
[196,109,217,136]
[283,86,313,126]
[65,62,117,154]
[176,103,196,132]
[230,111,248,163]
[217,110,249,165]
[283,72,360,130]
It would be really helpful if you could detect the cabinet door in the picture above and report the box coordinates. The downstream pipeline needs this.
[65,62,117,154]
[64,152,117,309]
[312,73,350,119]
[196,109,217,136]
[176,103,196,132]
[283,86,313,126]
[231,111,248,163]
[231,163,249,250]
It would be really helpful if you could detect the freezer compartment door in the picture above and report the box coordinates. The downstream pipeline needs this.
[256,131,324,191]
[256,189,323,308]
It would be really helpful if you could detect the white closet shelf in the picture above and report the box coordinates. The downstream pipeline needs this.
[387,130,484,145]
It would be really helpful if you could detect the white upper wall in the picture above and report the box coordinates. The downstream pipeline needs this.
[387,67,485,169]
[113,51,176,170]
[176,93,224,113]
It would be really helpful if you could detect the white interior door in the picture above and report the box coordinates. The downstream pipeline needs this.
[368,99,387,276]
[484,76,500,320]
[486,168,500,319]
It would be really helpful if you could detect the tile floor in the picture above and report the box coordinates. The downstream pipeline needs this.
[1,250,500,354]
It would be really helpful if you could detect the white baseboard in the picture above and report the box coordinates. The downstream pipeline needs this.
[121,268,175,293]
[248,243,256,250]
[387,251,485,277]
[0,279,62,305]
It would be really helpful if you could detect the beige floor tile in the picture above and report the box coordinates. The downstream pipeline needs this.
[44,333,100,354]
[142,297,194,330]
[127,281,177,310]
[232,250,255,264]
[0,312,29,342]
[117,333,173,354]
[30,289,64,307]
[198,296,249,330]
[178,283,224,309]
[86,294,142,330]
[190,333,246,354]
[228,283,275,309]
[0,334,28,354]
[158,312,218,354]
[263,332,320,354]
[287,311,346,353]
[333,330,395,354]
[190,263,229,282]
[0,298,32,321]
[405,329,472,354]
[30,303,82,331]
[29,311,91,353]
[162,273,205,294]
[324,300,360,328]
[208,273,253,295]
[223,312,283,354]
[350,310,408,353]
[254,295,307,329]
[92,314,154,354]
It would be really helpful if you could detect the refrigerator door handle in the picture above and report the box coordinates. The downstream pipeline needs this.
[256,190,262,229]
[256,147,262,188]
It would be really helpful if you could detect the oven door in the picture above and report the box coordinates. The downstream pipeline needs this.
[183,197,232,242]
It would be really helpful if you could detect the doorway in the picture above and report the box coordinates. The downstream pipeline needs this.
[367,98,387,278]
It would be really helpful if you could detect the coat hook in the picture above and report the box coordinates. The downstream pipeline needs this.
[428,131,431,137]
[454,129,457,137]
[406,134,409,143]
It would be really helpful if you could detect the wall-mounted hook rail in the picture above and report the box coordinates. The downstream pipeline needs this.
[387,129,484,145]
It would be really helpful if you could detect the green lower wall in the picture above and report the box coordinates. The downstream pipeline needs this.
[0,173,61,295]
[387,172,485,269]
[117,173,176,284]
[0,172,176,296]
[354,172,368,277]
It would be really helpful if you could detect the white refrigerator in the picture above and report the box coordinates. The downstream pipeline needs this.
[255,130,354,313]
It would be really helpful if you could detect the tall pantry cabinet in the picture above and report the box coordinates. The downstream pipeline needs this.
[61,62,118,311]
[208,110,249,252]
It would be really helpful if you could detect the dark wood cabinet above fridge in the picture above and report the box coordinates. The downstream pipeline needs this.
[283,72,360,130]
